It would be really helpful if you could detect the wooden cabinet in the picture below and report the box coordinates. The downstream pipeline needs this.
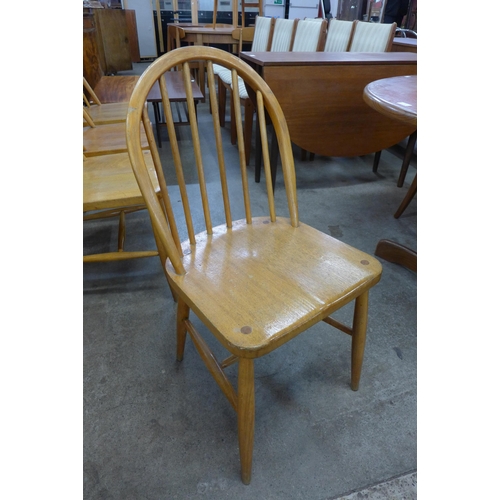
[83,8,133,88]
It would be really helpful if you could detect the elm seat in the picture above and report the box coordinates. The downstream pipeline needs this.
[126,46,383,485]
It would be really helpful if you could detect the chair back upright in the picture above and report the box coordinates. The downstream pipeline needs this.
[270,18,298,52]
[251,15,275,52]
[126,46,299,274]
[324,19,355,52]
[347,20,397,52]
[292,19,328,52]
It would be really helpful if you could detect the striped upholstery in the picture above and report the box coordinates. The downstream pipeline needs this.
[347,21,396,52]
[214,16,272,76]
[252,16,273,51]
[292,19,324,52]
[324,19,354,52]
[270,18,296,51]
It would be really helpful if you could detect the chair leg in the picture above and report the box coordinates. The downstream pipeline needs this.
[238,358,255,485]
[243,99,254,166]
[230,91,237,145]
[394,174,417,219]
[176,298,190,361]
[351,291,369,391]
[218,76,227,127]
[372,151,381,172]
[397,131,417,188]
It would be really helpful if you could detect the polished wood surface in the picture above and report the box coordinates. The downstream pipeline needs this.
[391,37,417,53]
[93,75,140,103]
[240,51,417,157]
[126,46,382,484]
[167,24,238,47]
[363,75,416,127]
[363,75,417,272]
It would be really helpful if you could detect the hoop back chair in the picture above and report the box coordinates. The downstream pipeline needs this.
[126,46,382,484]
[83,106,173,276]
[83,77,130,125]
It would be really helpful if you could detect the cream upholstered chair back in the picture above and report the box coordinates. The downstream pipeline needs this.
[324,19,355,52]
[251,15,274,51]
[270,18,297,51]
[347,20,396,52]
[292,19,327,52]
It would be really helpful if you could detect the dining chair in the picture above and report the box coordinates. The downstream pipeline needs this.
[347,20,397,52]
[83,77,130,125]
[323,19,355,52]
[223,17,306,166]
[216,15,275,126]
[126,45,383,485]
[83,150,161,263]
[83,117,177,301]
[291,18,327,51]
[83,109,149,157]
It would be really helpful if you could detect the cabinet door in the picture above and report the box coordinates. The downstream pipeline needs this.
[95,9,133,74]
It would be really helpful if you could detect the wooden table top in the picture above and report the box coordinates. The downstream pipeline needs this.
[147,71,204,102]
[391,37,417,53]
[240,51,417,67]
[168,24,235,35]
[363,75,417,127]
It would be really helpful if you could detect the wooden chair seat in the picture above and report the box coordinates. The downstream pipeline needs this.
[83,151,159,212]
[83,151,164,264]
[84,101,130,126]
[83,120,149,156]
[168,216,381,356]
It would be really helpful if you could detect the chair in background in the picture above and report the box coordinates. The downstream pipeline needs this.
[323,19,355,52]
[126,45,382,486]
[83,77,129,126]
[240,0,263,27]
[83,102,173,281]
[83,151,161,263]
[83,109,149,157]
[347,20,396,52]
[291,18,327,51]
[217,15,275,127]
[216,16,275,165]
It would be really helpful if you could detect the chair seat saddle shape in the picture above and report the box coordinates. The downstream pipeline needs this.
[126,46,383,485]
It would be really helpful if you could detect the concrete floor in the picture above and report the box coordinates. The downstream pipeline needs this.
[83,62,417,499]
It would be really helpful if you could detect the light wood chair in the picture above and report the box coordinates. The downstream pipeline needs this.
[83,151,161,262]
[126,46,383,485]
[83,104,173,270]
[83,109,149,157]
[83,77,130,126]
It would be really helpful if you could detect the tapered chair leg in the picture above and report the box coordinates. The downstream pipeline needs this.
[394,174,417,219]
[397,131,417,187]
[372,151,382,173]
[238,358,255,485]
[176,299,190,361]
[243,99,254,166]
[351,291,369,391]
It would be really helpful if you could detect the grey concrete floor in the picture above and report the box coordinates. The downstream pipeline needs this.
[83,62,417,499]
